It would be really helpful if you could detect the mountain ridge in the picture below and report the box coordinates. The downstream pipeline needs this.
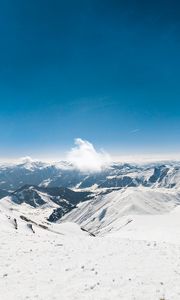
[1,160,180,191]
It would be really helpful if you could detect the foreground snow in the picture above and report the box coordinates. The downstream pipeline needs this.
[1,204,180,300]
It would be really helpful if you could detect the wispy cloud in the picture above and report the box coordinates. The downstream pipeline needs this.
[129,128,140,134]
[67,138,111,172]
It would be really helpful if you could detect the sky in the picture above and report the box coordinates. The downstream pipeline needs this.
[0,0,180,160]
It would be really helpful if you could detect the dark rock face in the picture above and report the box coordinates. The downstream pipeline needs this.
[149,166,169,184]
[4,184,92,222]
[37,186,91,206]
[48,205,76,222]
[0,189,9,199]
[10,185,92,208]
[11,187,46,207]
[99,176,138,188]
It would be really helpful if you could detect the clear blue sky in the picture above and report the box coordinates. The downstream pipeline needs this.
[0,0,180,159]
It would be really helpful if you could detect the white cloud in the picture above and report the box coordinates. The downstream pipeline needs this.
[67,138,111,172]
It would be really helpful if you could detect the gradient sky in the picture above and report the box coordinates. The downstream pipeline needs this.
[0,0,180,159]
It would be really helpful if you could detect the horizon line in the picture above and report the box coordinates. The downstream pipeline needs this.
[0,152,180,164]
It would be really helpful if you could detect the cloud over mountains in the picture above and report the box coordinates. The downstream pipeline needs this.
[67,138,111,172]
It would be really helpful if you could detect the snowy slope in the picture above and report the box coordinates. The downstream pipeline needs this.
[0,195,58,223]
[0,185,92,223]
[1,200,180,300]
[1,161,180,299]
[61,187,180,234]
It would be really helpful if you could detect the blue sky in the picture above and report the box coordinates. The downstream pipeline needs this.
[0,0,180,159]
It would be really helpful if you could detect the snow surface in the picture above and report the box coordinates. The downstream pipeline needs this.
[0,195,59,222]
[61,187,180,234]
[1,189,180,300]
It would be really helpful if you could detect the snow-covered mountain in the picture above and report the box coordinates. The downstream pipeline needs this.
[1,159,180,226]
[0,185,92,223]
[61,187,180,235]
[1,185,180,300]
[1,160,180,299]
[1,160,180,191]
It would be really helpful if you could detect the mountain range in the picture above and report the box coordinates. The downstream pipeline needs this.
[1,159,180,299]
[1,159,180,191]
[0,159,180,226]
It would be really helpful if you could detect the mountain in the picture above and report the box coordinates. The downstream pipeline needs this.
[1,160,180,192]
[1,160,180,299]
[0,188,9,199]
[0,160,75,190]
[0,185,92,222]
[61,186,180,234]
[1,183,180,300]
[1,159,180,226]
